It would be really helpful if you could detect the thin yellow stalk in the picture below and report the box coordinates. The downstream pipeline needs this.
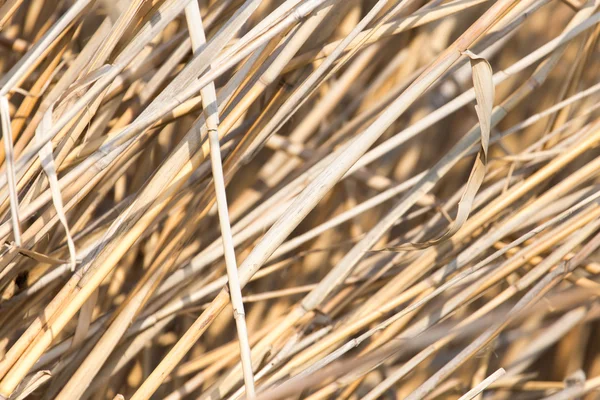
[185,1,256,397]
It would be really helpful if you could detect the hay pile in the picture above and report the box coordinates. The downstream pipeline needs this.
[0,0,600,398]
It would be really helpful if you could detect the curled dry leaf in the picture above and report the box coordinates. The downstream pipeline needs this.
[394,49,494,250]
[11,370,51,400]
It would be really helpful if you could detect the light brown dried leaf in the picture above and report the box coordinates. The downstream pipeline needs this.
[396,50,494,250]
[35,107,77,271]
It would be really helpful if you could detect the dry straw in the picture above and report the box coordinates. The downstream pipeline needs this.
[0,0,600,399]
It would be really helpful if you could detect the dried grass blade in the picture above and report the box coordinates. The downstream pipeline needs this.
[11,370,51,400]
[14,247,66,265]
[397,51,494,249]
[458,368,505,400]
[34,107,77,271]
[0,0,91,96]
[185,0,256,397]
[57,64,112,106]
[0,96,21,245]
